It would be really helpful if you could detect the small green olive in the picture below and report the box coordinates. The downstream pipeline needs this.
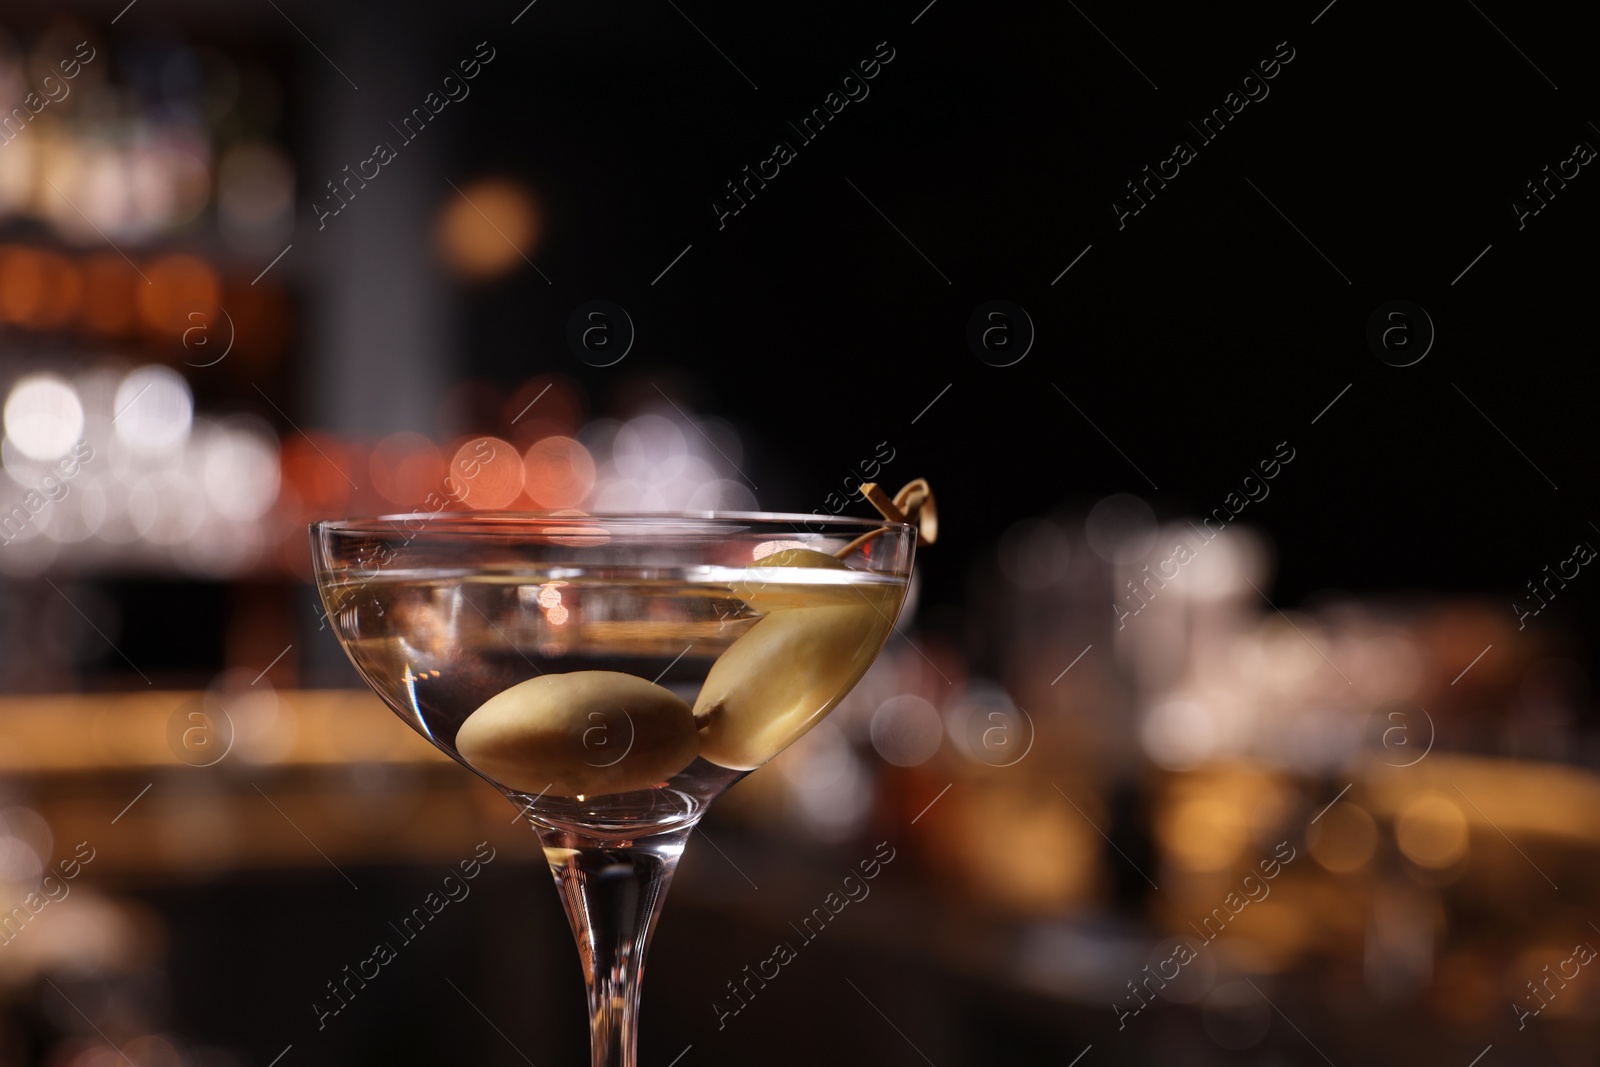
[456,671,700,797]
[694,599,893,770]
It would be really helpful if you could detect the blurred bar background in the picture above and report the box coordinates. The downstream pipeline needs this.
[3,2,1599,1065]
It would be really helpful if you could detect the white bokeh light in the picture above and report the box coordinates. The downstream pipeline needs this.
[204,423,281,521]
[870,694,944,767]
[613,414,687,482]
[114,365,194,455]
[0,806,52,885]
[128,471,207,544]
[181,517,262,576]
[1141,699,1218,771]
[776,720,873,841]
[4,374,85,461]
[587,411,752,512]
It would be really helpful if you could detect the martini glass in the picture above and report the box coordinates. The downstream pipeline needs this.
[310,512,916,1067]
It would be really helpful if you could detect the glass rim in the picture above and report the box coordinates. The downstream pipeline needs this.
[311,509,911,534]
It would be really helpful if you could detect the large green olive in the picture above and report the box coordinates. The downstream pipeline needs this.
[456,671,700,797]
[694,598,894,770]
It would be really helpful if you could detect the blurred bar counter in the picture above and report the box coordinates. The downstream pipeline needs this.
[0,689,533,878]
[0,691,436,773]
[9,686,1600,905]
[8,689,1600,1063]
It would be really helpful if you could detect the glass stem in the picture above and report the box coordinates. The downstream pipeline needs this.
[540,824,693,1067]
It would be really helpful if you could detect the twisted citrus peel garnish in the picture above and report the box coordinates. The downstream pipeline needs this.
[833,477,938,558]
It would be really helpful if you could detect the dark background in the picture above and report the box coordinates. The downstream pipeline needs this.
[387,0,1596,642]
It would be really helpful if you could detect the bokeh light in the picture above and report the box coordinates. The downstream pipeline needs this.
[281,435,352,516]
[869,695,944,767]
[587,412,753,511]
[434,177,541,280]
[78,252,141,335]
[449,436,524,509]
[503,374,584,446]
[522,436,595,509]
[1396,792,1470,870]
[1141,699,1217,771]
[136,254,220,337]
[371,432,446,506]
[1086,492,1157,563]
[1309,803,1379,873]
[0,245,81,328]
[4,373,84,461]
[113,365,193,455]
[217,139,295,252]
[203,421,281,521]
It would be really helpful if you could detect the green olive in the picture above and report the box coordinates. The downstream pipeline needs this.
[732,547,846,612]
[694,598,894,770]
[751,547,844,569]
[456,671,700,797]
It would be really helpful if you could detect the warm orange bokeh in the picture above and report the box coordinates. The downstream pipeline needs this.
[523,435,595,509]
[79,251,142,335]
[370,432,446,506]
[136,253,221,337]
[449,435,524,509]
[503,373,585,446]
[434,177,541,280]
[282,434,354,516]
[0,245,83,328]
